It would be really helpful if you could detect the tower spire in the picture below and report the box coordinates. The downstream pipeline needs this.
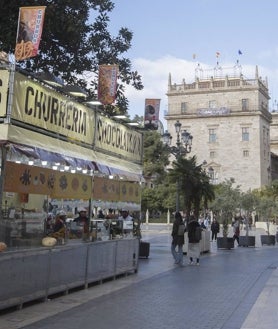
[168,73,172,88]
[255,65,259,79]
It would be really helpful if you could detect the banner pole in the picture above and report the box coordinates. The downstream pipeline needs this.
[5,7,20,124]
[5,61,16,124]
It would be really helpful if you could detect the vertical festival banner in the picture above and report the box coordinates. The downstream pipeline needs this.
[15,6,46,61]
[98,64,118,105]
[144,98,160,130]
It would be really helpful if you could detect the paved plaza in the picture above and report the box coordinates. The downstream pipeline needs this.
[0,224,278,329]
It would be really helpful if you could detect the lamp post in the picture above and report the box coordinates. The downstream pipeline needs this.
[162,120,193,211]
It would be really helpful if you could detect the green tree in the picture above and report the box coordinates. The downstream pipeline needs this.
[240,190,258,236]
[143,131,170,184]
[132,115,144,126]
[0,0,143,114]
[141,131,176,217]
[141,178,176,215]
[168,156,215,218]
[209,179,241,237]
[241,190,257,214]
[252,180,278,230]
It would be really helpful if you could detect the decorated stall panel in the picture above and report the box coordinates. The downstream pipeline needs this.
[92,176,141,204]
[4,161,92,199]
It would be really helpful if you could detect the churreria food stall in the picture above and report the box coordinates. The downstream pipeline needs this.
[0,63,143,310]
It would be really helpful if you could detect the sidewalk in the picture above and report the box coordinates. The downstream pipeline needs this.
[241,268,278,329]
[0,225,278,329]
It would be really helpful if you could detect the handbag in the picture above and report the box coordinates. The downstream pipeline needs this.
[194,226,202,242]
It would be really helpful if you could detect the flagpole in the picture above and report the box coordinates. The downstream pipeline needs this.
[5,60,16,124]
[5,8,21,124]
[6,6,46,124]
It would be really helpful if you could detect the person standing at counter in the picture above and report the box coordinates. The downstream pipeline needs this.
[106,208,116,220]
[118,209,133,221]
[73,208,89,239]
[118,209,133,235]
[51,210,67,242]
[97,209,105,219]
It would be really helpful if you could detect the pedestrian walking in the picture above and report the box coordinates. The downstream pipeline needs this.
[211,218,220,241]
[232,217,240,244]
[171,212,185,265]
[187,215,202,265]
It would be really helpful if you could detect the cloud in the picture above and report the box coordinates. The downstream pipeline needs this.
[126,56,198,124]
[126,55,278,123]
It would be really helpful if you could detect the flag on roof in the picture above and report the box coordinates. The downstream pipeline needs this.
[216,51,220,58]
[238,49,243,55]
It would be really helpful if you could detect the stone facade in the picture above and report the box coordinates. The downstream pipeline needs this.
[165,65,272,192]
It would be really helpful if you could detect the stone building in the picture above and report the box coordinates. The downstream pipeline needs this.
[165,64,273,192]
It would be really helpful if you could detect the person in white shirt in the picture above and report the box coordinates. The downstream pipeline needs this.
[118,209,133,221]
[118,209,133,235]
[204,217,209,228]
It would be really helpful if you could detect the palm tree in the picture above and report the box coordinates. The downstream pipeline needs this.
[168,156,215,218]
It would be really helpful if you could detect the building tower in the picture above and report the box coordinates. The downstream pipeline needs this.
[165,63,271,192]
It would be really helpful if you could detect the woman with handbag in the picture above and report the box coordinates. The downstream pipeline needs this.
[171,212,185,266]
[187,215,202,265]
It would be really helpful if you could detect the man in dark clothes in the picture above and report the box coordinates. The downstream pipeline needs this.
[171,212,185,266]
[211,218,220,241]
[187,215,202,265]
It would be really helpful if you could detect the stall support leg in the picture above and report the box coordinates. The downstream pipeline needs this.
[0,147,7,220]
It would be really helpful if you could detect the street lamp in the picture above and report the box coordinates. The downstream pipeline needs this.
[162,120,193,211]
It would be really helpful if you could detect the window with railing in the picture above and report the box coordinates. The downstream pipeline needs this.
[242,99,249,111]
[242,127,249,141]
[209,129,217,143]
[243,150,249,157]
[181,102,187,113]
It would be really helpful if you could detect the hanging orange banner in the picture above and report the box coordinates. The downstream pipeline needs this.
[98,65,118,105]
[144,98,160,130]
[15,6,46,61]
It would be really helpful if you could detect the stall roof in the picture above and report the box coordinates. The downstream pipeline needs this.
[0,125,142,181]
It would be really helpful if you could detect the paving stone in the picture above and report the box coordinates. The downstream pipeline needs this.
[1,226,278,329]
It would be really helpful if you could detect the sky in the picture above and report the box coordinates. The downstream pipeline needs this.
[107,0,278,128]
